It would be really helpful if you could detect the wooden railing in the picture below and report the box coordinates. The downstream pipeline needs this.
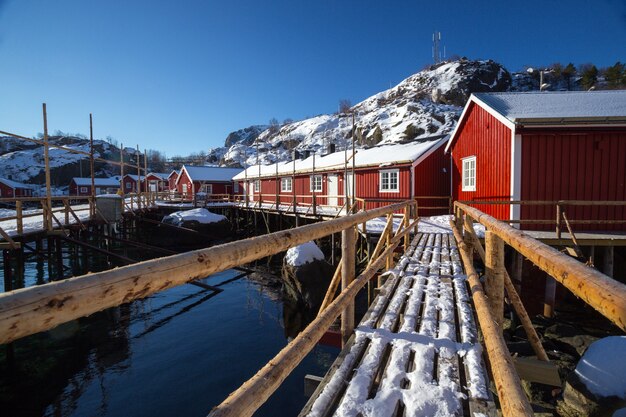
[458,200,626,235]
[0,200,417,417]
[452,202,626,416]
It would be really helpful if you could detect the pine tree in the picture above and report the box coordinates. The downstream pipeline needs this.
[605,62,625,89]
[562,63,576,90]
[580,65,598,90]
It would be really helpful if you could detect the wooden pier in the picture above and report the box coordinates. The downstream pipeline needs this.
[301,232,495,416]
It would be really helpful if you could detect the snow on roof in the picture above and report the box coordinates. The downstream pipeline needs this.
[0,177,33,189]
[182,165,243,182]
[234,136,447,180]
[124,174,141,181]
[72,177,120,187]
[162,208,227,226]
[146,172,170,180]
[168,170,180,178]
[474,91,626,123]
[285,241,325,266]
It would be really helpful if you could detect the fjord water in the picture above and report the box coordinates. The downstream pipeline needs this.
[1,244,338,417]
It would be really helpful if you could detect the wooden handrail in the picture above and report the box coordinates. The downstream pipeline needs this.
[450,220,533,416]
[456,202,626,331]
[208,218,418,417]
[0,201,415,345]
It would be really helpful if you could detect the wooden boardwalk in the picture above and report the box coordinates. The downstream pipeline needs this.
[300,233,495,417]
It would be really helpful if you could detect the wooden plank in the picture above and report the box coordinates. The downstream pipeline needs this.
[512,357,561,386]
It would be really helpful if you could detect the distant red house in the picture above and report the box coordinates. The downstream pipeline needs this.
[167,170,179,191]
[70,177,120,196]
[234,136,450,213]
[176,165,243,199]
[122,174,143,194]
[0,178,34,198]
[144,172,169,192]
[446,91,626,230]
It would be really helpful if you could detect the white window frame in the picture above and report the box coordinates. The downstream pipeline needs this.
[182,183,188,194]
[234,181,239,193]
[281,177,292,192]
[462,156,476,192]
[254,180,260,192]
[80,186,88,193]
[310,175,323,192]
[200,183,213,194]
[125,181,132,190]
[379,169,399,193]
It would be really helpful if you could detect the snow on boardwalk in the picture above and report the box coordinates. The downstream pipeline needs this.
[301,233,495,417]
[0,204,92,238]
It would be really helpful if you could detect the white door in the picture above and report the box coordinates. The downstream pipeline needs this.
[149,182,157,192]
[327,174,338,206]
[248,181,255,201]
[346,173,354,199]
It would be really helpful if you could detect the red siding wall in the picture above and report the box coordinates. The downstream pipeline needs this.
[451,103,512,220]
[355,166,411,210]
[414,142,451,215]
[177,170,193,197]
[168,173,179,191]
[520,129,626,231]
[0,182,14,198]
[123,177,138,193]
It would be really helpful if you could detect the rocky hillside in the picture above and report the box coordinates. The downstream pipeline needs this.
[0,135,122,192]
[211,59,512,167]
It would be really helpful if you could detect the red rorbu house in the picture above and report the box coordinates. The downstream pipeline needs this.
[122,174,143,194]
[0,178,34,198]
[167,170,179,192]
[445,91,626,231]
[233,135,450,213]
[144,172,169,192]
[69,177,120,196]
[175,165,243,199]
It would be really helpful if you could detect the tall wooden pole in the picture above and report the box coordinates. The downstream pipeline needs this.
[136,145,141,210]
[42,103,52,231]
[89,114,95,217]
[120,143,124,196]
[485,230,505,327]
[351,114,356,212]
[144,149,148,204]
[341,226,356,345]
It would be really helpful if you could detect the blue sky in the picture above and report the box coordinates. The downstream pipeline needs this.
[0,0,624,157]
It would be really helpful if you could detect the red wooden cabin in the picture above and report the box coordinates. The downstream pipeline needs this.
[0,178,34,198]
[69,177,120,196]
[144,172,169,192]
[167,170,179,192]
[122,174,143,194]
[446,91,626,231]
[234,136,450,214]
[175,165,243,199]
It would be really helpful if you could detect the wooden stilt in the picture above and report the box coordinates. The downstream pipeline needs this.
[55,236,64,280]
[543,277,557,318]
[485,230,505,326]
[341,226,355,345]
[604,246,614,278]
[3,249,13,292]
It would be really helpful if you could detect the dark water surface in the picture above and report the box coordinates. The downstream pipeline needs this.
[1,240,339,417]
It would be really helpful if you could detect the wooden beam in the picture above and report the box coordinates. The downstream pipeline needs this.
[457,202,626,332]
[0,201,414,345]
[450,220,534,417]
[485,230,505,327]
[341,227,356,345]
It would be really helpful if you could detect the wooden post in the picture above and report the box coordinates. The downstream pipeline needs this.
[120,142,124,196]
[385,214,392,270]
[463,214,475,255]
[556,203,561,240]
[543,277,557,318]
[3,250,12,292]
[15,201,23,236]
[42,103,52,231]
[89,114,95,217]
[403,206,409,251]
[136,145,141,210]
[485,230,505,326]
[64,200,70,226]
[604,246,614,278]
[144,149,148,206]
[341,226,356,345]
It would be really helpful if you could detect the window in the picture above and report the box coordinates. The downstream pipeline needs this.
[281,177,292,192]
[234,181,239,193]
[201,184,213,194]
[80,186,88,193]
[379,169,399,192]
[125,181,132,190]
[462,156,476,191]
[182,183,188,194]
[310,175,322,192]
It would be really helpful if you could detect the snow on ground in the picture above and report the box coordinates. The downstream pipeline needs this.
[162,208,226,226]
[574,336,626,398]
[0,204,91,238]
[361,215,485,237]
[285,241,325,267]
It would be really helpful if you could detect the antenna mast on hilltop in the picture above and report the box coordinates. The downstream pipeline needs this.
[432,31,445,63]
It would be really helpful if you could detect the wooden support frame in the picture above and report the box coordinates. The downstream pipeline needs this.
[341,227,356,344]
[456,202,626,332]
[484,231,505,327]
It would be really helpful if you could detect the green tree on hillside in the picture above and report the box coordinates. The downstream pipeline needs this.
[562,63,576,90]
[605,62,626,89]
[579,64,598,90]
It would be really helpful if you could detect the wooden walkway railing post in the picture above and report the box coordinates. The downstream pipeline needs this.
[485,230,505,327]
[341,225,356,345]
[15,201,23,236]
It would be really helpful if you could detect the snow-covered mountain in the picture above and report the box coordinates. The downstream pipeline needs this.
[211,59,512,167]
[0,136,121,191]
